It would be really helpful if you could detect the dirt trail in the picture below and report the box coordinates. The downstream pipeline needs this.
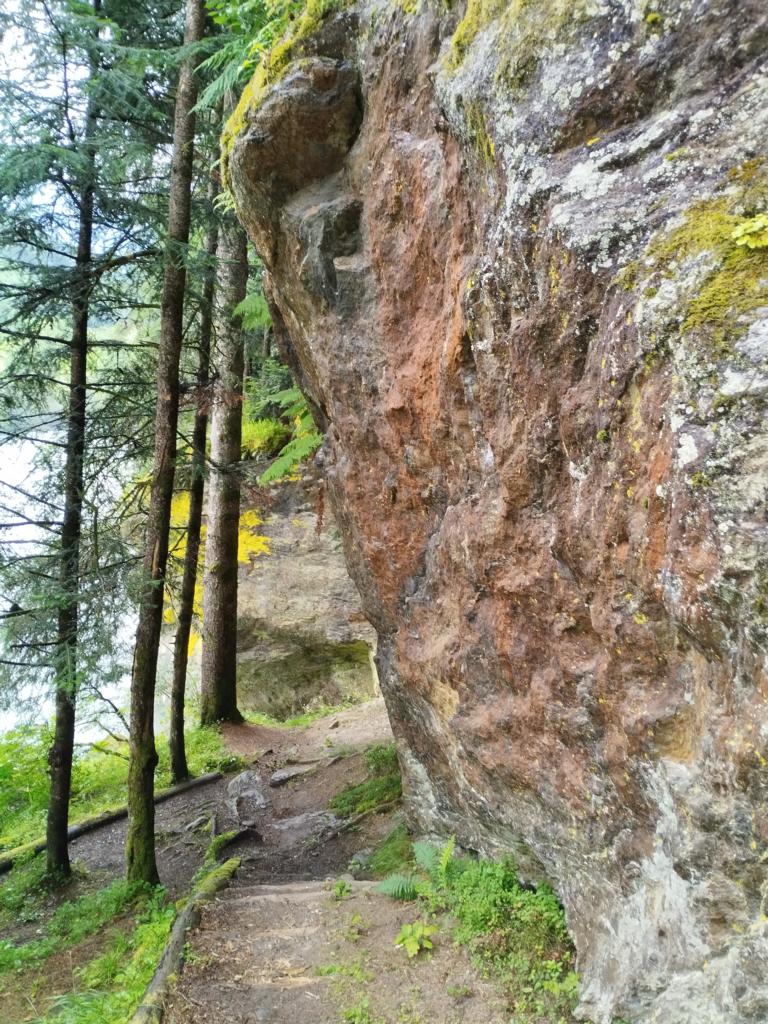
[164,880,508,1024]
[164,699,508,1024]
[3,700,508,1023]
[0,700,397,1024]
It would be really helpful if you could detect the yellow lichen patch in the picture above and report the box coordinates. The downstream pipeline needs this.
[465,102,496,168]
[431,679,461,721]
[732,213,768,250]
[237,509,270,564]
[625,379,646,454]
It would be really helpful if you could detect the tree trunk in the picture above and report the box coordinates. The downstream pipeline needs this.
[126,0,205,885]
[46,1,100,879]
[169,212,218,784]
[199,217,248,725]
[46,189,92,878]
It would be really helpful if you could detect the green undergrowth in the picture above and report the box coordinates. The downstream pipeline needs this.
[368,822,413,877]
[330,742,402,817]
[241,414,290,458]
[0,872,156,976]
[244,697,360,729]
[31,886,173,1024]
[252,386,323,485]
[0,724,241,855]
[378,838,578,1022]
[1,851,239,1019]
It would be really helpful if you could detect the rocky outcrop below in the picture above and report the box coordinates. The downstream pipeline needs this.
[225,1,768,1020]
[236,475,378,719]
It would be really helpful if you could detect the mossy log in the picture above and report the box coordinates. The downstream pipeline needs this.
[130,857,240,1024]
[0,771,223,875]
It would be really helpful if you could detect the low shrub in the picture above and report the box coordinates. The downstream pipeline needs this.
[379,837,578,1022]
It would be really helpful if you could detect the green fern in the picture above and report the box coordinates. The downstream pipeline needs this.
[258,429,322,484]
[438,836,456,886]
[234,292,271,330]
[250,385,307,419]
[376,874,418,901]
[412,841,441,881]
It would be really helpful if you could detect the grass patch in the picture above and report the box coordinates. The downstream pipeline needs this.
[330,743,401,817]
[0,849,50,925]
[362,743,398,776]
[34,886,173,1023]
[316,958,372,983]
[0,724,241,854]
[244,699,359,729]
[342,996,386,1024]
[0,871,154,976]
[379,839,578,1022]
[368,823,413,878]
[330,775,401,817]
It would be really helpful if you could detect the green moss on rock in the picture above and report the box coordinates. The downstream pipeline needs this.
[449,0,507,69]
[448,0,593,86]
[466,102,496,167]
[629,163,768,351]
[221,0,350,186]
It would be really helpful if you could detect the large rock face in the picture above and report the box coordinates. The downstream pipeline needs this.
[226,2,768,1020]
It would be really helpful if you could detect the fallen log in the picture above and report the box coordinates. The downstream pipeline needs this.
[0,771,223,875]
[130,857,240,1024]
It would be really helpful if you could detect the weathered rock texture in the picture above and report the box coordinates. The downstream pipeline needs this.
[226,1,768,1020]
[236,476,377,718]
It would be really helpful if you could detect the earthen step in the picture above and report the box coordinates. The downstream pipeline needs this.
[220,880,378,906]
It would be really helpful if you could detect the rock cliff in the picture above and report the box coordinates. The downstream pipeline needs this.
[225,1,768,1020]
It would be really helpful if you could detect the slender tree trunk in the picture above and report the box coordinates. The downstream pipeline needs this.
[169,214,218,784]
[199,218,248,725]
[46,186,93,878]
[126,0,205,884]
[46,2,100,878]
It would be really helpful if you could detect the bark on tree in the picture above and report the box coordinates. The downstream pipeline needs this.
[169,211,218,785]
[126,0,205,884]
[46,0,100,878]
[199,217,248,725]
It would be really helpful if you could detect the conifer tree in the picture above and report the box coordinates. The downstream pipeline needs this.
[126,0,206,884]
[169,172,219,783]
[200,209,248,726]
[0,0,180,876]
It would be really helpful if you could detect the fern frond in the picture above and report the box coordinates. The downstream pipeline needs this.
[257,429,322,484]
[438,836,456,886]
[412,841,440,881]
[377,874,418,901]
[234,292,270,330]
